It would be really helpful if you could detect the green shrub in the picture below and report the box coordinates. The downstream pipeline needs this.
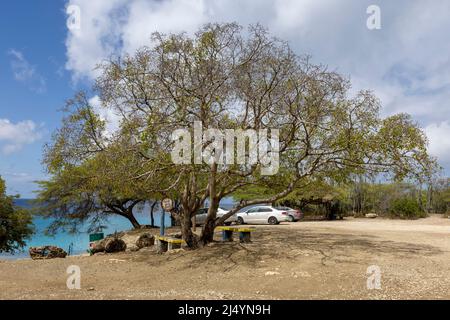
[389,197,426,219]
[0,177,34,253]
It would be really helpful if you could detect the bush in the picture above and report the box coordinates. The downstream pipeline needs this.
[0,177,34,253]
[389,197,426,219]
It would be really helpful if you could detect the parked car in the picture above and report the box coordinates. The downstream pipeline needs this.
[194,207,237,225]
[236,206,291,225]
[274,206,303,222]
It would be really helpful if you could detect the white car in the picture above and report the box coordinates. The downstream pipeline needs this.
[236,206,290,225]
[194,207,237,225]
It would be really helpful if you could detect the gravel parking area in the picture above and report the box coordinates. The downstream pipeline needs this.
[1,215,449,299]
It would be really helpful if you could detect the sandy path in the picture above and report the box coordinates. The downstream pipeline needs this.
[1,215,449,299]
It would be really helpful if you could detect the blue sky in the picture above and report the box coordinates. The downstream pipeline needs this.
[0,1,77,197]
[1,0,450,197]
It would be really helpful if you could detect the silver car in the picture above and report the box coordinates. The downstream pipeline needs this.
[274,206,303,222]
[194,207,237,225]
[236,206,291,225]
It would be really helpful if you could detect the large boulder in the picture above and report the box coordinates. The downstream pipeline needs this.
[136,233,155,249]
[90,240,105,254]
[29,246,67,260]
[120,233,140,252]
[104,238,127,253]
[90,230,156,255]
[91,237,127,254]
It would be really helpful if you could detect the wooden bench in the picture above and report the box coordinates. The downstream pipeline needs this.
[215,226,256,243]
[157,236,185,253]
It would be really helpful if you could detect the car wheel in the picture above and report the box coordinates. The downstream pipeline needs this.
[268,216,278,225]
[237,217,244,225]
[288,215,295,222]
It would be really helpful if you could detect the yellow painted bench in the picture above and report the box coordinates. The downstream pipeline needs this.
[157,236,185,252]
[215,226,256,243]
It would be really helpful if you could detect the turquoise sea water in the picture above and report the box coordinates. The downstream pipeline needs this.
[0,201,172,260]
[1,199,237,260]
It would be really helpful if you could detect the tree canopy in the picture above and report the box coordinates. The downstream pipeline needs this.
[36,93,159,233]
[40,23,436,248]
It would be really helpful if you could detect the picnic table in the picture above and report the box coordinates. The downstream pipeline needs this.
[215,226,256,243]
[157,236,185,253]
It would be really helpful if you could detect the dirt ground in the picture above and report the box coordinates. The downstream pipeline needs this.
[1,215,449,300]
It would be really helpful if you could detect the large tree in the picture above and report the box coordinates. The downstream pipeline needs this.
[0,176,34,253]
[43,23,435,248]
[97,23,434,246]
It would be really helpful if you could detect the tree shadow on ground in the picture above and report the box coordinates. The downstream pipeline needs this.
[169,228,442,272]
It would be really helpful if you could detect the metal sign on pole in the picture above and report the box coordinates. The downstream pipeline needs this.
[161,198,173,211]
[160,210,165,236]
[160,198,173,236]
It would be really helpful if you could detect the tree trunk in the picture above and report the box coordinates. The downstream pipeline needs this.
[200,218,216,245]
[200,164,219,246]
[171,214,178,226]
[180,210,198,249]
[149,201,157,227]
[126,211,141,229]
[200,198,219,245]
[426,185,433,213]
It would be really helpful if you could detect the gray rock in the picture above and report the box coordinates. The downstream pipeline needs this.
[136,233,155,249]
[104,238,127,253]
[29,246,67,260]
[90,240,106,254]
[91,229,155,254]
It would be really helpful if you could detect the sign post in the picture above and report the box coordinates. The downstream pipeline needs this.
[160,209,165,236]
[160,198,174,236]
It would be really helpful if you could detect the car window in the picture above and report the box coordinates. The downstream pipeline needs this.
[196,208,207,215]
[275,207,289,210]
[258,207,273,212]
[247,208,259,213]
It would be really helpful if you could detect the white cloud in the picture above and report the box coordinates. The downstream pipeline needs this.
[65,0,129,81]
[0,119,43,155]
[8,49,47,93]
[121,0,207,54]
[425,121,450,167]
[89,95,121,137]
[64,0,450,169]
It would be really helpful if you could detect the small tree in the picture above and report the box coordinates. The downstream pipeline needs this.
[0,176,34,253]
[390,197,424,219]
[427,177,450,213]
